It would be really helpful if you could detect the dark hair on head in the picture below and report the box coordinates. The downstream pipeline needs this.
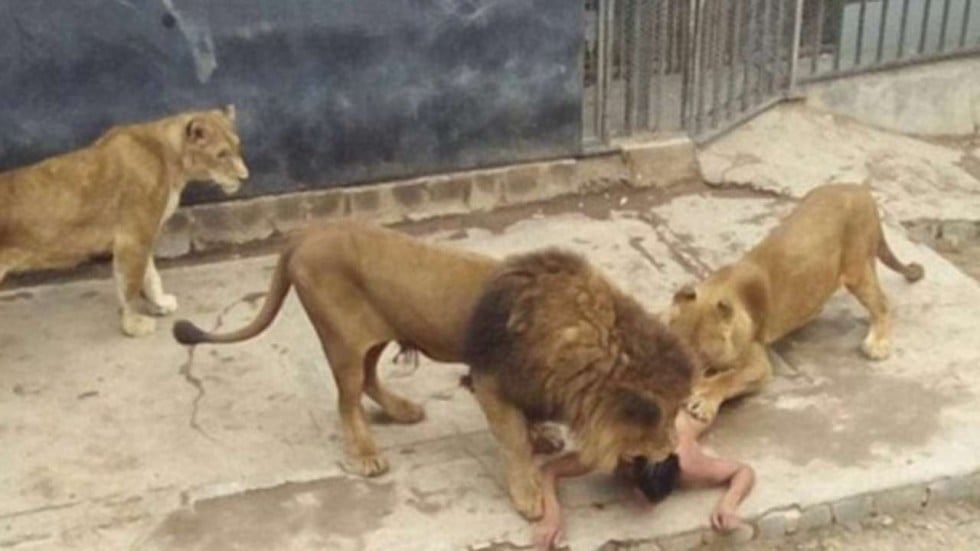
[633,453,681,503]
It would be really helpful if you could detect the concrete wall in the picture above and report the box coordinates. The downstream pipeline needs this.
[804,57,980,136]
[0,0,582,204]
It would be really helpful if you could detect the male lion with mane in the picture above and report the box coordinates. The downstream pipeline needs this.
[0,106,248,336]
[666,184,924,423]
[464,249,695,519]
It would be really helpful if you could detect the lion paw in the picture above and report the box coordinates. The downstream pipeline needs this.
[685,394,721,424]
[385,399,425,424]
[509,472,544,520]
[861,334,891,360]
[342,452,390,477]
[147,294,178,316]
[121,312,156,337]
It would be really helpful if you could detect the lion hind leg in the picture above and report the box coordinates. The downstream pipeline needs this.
[364,343,425,424]
[293,279,389,477]
[846,261,891,360]
[470,375,543,520]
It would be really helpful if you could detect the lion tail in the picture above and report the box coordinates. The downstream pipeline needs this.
[877,234,924,283]
[173,251,293,345]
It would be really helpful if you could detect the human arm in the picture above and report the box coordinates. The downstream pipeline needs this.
[710,460,755,531]
[533,452,591,550]
[677,443,755,531]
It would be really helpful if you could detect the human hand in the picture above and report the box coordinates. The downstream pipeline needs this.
[710,506,744,532]
[532,516,564,550]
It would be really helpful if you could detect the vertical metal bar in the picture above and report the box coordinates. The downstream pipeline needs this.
[636,0,652,130]
[596,0,611,143]
[683,0,700,132]
[919,0,933,54]
[833,0,844,70]
[811,0,826,74]
[855,0,867,66]
[938,0,952,50]
[760,0,772,100]
[777,0,790,91]
[789,0,805,90]
[695,0,709,134]
[742,0,754,110]
[727,0,741,118]
[962,0,973,48]
[680,0,691,130]
[876,0,890,62]
[711,0,724,129]
[622,0,634,134]
[655,0,667,131]
[898,0,911,57]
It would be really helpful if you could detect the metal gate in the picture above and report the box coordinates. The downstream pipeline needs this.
[584,0,980,145]
[584,0,799,145]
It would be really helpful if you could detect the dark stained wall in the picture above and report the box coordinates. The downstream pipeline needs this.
[0,0,583,203]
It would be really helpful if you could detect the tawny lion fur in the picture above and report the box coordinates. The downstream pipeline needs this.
[172,224,499,477]
[0,106,248,336]
[463,249,695,519]
[666,184,924,423]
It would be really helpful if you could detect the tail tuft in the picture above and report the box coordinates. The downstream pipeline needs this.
[173,320,209,345]
[904,262,925,283]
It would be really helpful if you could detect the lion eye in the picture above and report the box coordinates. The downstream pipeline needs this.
[217,150,230,159]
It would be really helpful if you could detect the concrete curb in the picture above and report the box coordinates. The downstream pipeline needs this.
[589,470,980,550]
[156,136,699,258]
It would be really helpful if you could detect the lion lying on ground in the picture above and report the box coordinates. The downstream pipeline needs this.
[0,106,248,336]
[666,184,924,423]
[463,249,694,519]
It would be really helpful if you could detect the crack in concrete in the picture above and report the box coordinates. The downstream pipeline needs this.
[627,236,666,271]
[178,297,251,444]
[708,178,797,201]
[178,347,217,444]
[0,500,80,521]
[0,531,52,548]
[636,212,713,279]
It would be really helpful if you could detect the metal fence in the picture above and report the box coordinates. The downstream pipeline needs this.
[585,0,980,145]
[797,0,980,82]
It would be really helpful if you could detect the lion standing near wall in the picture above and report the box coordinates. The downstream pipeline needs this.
[0,106,248,336]
[463,249,695,519]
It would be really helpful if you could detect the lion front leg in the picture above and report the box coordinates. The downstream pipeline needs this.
[687,343,773,423]
[142,257,178,316]
[471,375,543,520]
[113,231,157,337]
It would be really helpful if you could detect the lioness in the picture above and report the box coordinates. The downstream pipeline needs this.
[0,106,248,336]
[666,184,924,423]
[463,249,694,520]
[173,222,500,476]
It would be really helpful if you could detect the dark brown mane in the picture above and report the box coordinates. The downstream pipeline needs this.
[463,248,695,470]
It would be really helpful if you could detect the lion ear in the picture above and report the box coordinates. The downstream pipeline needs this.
[673,284,697,303]
[716,298,734,320]
[613,387,662,426]
[223,104,236,121]
[185,118,207,144]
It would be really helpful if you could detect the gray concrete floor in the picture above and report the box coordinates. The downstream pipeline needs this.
[2,104,980,550]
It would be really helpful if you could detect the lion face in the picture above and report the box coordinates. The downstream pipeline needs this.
[182,105,249,194]
[665,283,755,372]
[579,386,681,473]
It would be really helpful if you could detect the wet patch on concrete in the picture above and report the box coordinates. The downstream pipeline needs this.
[140,477,395,551]
[0,290,34,302]
[904,218,980,281]
[712,313,972,467]
[242,291,267,308]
